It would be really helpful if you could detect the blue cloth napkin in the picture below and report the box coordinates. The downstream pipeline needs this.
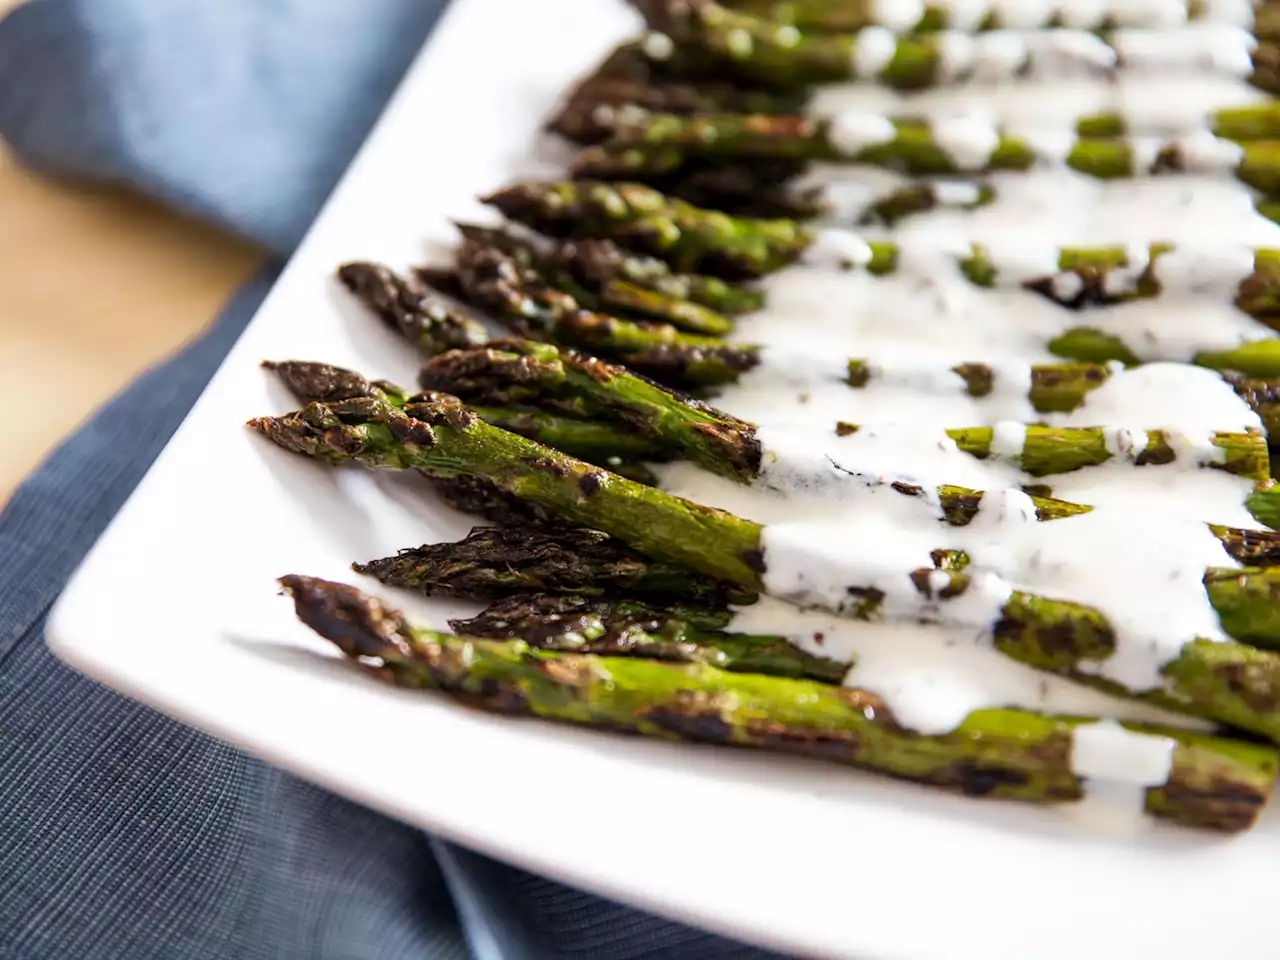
[0,2,791,957]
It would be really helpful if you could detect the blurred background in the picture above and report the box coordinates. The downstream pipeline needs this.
[0,0,262,502]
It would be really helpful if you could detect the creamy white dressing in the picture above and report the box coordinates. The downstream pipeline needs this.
[889,0,1251,30]
[656,20,1280,800]
[807,74,1268,136]
[1070,720,1178,785]
[731,597,1215,735]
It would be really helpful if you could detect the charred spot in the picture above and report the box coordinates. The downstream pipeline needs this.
[1218,528,1280,566]
[1250,45,1280,100]
[692,421,762,477]
[834,421,858,437]
[953,762,1032,797]
[952,363,994,398]
[578,471,604,496]
[740,548,766,575]
[940,491,982,526]
[519,455,573,479]
[1155,776,1268,834]
[994,608,1116,662]
[641,692,736,744]
[1215,661,1280,713]
[1235,270,1280,320]
[1152,144,1184,174]
[891,480,924,499]
[466,680,531,716]
[323,426,368,455]
[846,585,886,605]
[1134,437,1175,467]
[387,418,438,448]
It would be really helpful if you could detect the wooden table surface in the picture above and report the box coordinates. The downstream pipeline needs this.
[0,0,264,504]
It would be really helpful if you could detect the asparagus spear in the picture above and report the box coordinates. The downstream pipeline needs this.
[589,112,1280,193]
[452,239,763,387]
[336,262,490,355]
[549,62,807,144]
[633,158,836,219]
[712,0,1280,34]
[422,342,1270,484]
[482,180,814,278]
[541,235,765,315]
[453,223,738,336]
[281,575,1278,833]
[355,525,753,606]
[635,0,1280,92]
[448,592,852,682]
[264,359,667,468]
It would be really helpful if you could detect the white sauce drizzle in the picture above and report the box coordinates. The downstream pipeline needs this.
[871,0,929,33]
[853,26,901,79]
[1070,720,1177,785]
[646,16,1278,810]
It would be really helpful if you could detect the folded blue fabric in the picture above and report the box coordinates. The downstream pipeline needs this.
[0,2,787,957]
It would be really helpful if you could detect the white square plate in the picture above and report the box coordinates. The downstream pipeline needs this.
[47,2,1280,958]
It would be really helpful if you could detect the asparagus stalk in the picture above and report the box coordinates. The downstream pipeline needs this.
[635,0,1280,92]
[712,0,1280,35]
[452,239,763,386]
[281,575,1278,833]
[549,61,807,144]
[264,360,668,468]
[636,158,837,219]
[355,525,753,606]
[449,592,850,682]
[421,342,1270,484]
[482,180,814,278]
[453,223,738,336]
[588,112,1280,194]
[336,262,490,355]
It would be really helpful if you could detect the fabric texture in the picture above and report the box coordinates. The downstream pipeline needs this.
[0,1,789,957]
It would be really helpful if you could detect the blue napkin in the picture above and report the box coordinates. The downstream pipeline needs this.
[0,2,789,957]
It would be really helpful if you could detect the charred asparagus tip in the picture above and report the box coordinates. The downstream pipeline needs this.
[263,359,379,406]
[279,575,409,662]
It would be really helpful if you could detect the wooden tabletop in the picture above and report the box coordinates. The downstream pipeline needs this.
[0,2,264,505]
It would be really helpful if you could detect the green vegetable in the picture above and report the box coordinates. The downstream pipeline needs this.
[280,574,1279,833]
